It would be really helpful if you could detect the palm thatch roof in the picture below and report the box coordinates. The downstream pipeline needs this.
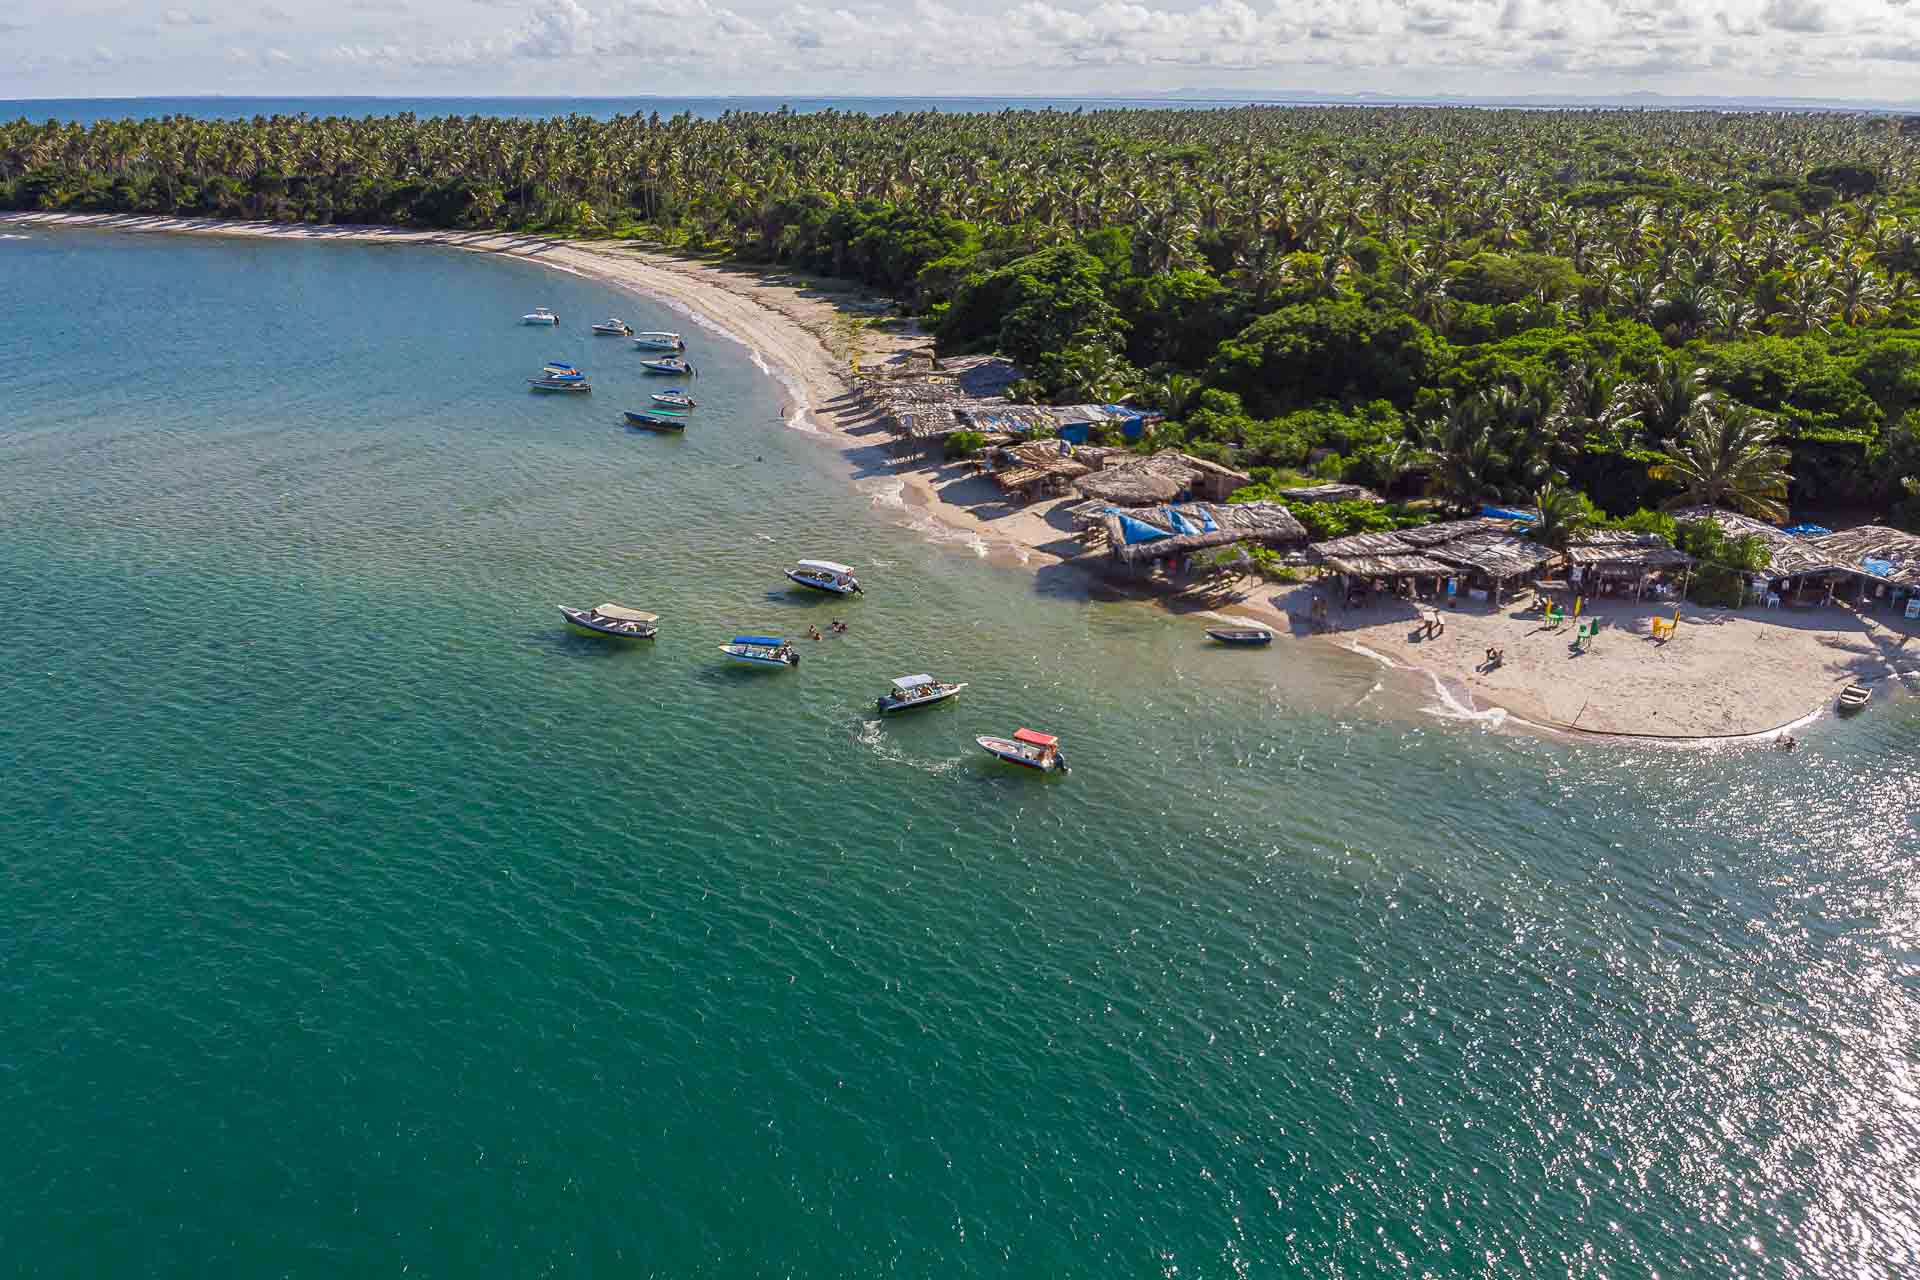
[1308,530,1415,559]
[1320,552,1456,578]
[1426,535,1559,579]
[1074,449,1248,505]
[1668,505,1843,577]
[1277,483,1383,504]
[1809,525,1920,587]
[1100,500,1306,564]
[1396,515,1529,547]
[1566,533,1695,571]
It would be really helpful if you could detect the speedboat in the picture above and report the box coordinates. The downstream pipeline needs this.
[632,331,685,351]
[529,377,590,393]
[559,603,658,639]
[624,409,687,432]
[1838,682,1872,711]
[1205,626,1274,646]
[651,390,697,409]
[592,318,634,336]
[522,307,560,325]
[785,559,862,595]
[719,635,799,668]
[976,727,1069,774]
[641,357,694,376]
[877,674,967,714]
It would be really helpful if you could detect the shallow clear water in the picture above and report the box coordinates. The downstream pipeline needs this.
[3,228,1918,1277]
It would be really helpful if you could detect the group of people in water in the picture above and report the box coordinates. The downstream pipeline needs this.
[805,619,850,641]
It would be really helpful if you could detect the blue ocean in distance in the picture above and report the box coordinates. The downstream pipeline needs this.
[2,226,1918,1276]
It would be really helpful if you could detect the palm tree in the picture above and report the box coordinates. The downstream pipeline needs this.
[1648,400,1792,521]
[1529,481,1595,550]
[1620,358,1712,447]
[1419,400,1509,513]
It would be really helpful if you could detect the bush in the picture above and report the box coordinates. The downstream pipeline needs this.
[943,430,986,458]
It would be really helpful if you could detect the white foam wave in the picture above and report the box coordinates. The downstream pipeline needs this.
[0,233,30,241]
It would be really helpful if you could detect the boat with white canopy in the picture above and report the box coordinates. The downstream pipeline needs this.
[785,559,862,595]
[522,307,560,325]
[632,331,686,352]
[651,389,697,409]
[559,603,658,639]
[876,674,967,714]
[592,318,634,335]
[718,635,799,668]
[641,357,695,376]
[976,727,1069,774]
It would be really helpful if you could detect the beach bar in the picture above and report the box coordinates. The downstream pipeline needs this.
[1097,500,1306,573]
[1563,532,1695,600]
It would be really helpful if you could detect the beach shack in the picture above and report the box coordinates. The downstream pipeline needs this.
[1563,532,1695,600]
[988,440,1092,503]
[1669,506,1853,607]
[1808,525,1920,611]
[1307,531,1457,603]
[1096,500,1306,575]
[1073,450,1252,506]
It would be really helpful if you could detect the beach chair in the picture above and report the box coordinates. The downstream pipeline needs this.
[1543,602,1566,630]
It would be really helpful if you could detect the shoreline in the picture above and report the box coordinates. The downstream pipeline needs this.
[9,210,1906,744]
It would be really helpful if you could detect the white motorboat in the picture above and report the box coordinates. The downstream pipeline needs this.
[785,559,862,596]
[559,603,658,639]
[976,728,1069,774]
[718,635,799,668]
[651,390,697,409]
[876,674,967,714]
[543,361,583,377]
[632,331,686,351]
[641,357,695,376]
[592,318,634,335]
[522,307,560,325]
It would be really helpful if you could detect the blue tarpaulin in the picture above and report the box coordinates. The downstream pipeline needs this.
[1058,423,1091,445]
[1864,558,1895,579]
[1117,514,1171,545]
[1480,505,1537,522]
[1783,523,1832,537]
[1166,507,1198,536]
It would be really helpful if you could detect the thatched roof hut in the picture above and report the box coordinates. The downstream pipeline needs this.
[1308,530,1414,560]
[1667,505,1842,578]
[1319,551,1456,578]
[1565,532,1694,572]
[1277,483,1383,504]
[1099,500,1306,565]
[1396,515,1529,547]
[1809,525,1920,587]
[1074,450,1251,505]
[1426,535,1559,580]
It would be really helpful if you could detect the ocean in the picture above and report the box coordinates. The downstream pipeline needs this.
[2,226,1916,1277]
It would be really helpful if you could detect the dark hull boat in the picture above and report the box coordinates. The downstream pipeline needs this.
[1205,627,1274,646]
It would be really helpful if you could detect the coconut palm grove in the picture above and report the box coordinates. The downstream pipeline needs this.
[10,105,1920,539]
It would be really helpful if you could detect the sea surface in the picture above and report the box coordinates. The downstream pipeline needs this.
[3,227,1917,1277]
[2,95,1271,126]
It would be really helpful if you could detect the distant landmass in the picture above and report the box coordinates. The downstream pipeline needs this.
[1144,87,1920,112]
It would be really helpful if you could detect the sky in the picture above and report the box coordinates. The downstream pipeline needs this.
[4,0,1920,102]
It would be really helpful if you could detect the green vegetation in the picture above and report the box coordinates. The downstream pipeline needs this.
[1675,518,1774,606]
[6,106,1918,522]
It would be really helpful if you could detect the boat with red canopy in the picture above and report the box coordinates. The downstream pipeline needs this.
[975,727,1069,774]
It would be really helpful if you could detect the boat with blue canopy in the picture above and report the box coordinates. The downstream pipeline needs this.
[719,635,799,668]
[877,674,967,714]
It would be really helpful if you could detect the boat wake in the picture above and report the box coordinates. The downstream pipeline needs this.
[855,719,964,775]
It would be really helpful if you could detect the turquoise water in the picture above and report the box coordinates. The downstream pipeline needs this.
[3,228,1918,1277]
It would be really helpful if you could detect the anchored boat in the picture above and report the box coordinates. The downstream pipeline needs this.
[560,603,658,639]
[785,559,862,595]
[632,331,686,352]
[624,409,687,432]
[1838,682,1872,712]
[877,674,967,714]
[592,318,634,335]
[530,377,590,393]
[719,635,799,668]
[1205,626,1274,646]
[543,361,583,377]
[976,727,1069,774]
[641,357,695,376]
[651,390,697,409]
[522,307,560,325]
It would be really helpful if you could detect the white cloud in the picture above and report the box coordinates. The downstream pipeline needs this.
[163,8,213,24]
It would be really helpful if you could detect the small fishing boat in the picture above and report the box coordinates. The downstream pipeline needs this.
[559,603,658,639]
[1205,626,1274,646]
[976,727,1069,774]
[624,410,687,432]
[543,361,583,377]
[651,390,697,409]
[641,357,695,376]
[522,307,560,325]
[1838,682,1872,712]
[529,377,591,393]
[877,673,967,714]
[718,635,799,668]
[632,331,686,352]
[785,559,862,596]
[592,318,634,336]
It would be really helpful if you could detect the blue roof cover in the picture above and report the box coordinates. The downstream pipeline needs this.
[1118,513,1171,545]
[1480,505,1537,522]
[1784,523,1832,537]
[734,635,785,646]
[1863,558,1894,579]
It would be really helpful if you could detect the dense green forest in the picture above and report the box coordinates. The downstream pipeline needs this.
[7,106,1920,524]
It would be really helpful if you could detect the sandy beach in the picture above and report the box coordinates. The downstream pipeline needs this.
[11,209,1915,739]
